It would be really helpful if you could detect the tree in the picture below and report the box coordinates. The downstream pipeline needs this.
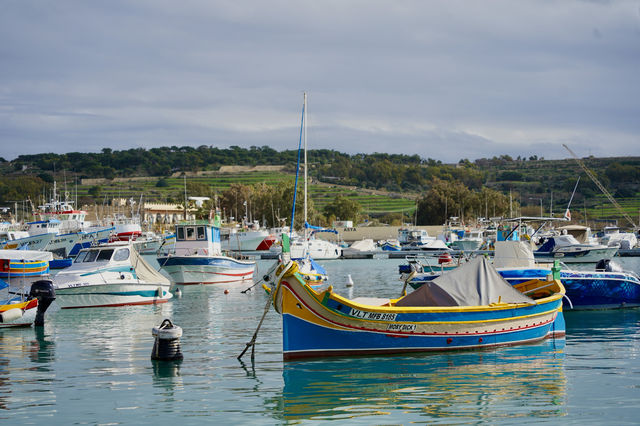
[323,195,362,223]
[88,185,102,198]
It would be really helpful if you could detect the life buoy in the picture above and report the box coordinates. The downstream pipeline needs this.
[438,253,453,264]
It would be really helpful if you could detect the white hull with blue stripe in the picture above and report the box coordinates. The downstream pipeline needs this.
[54,242,172,308]
[157,219,256,285]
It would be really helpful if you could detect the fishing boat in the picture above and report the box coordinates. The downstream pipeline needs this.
[269,255,565,360]
[379,239,401,251]
[495,241,640,310]
[0,279,56,328]
[0,249,53,287]
[1,232,55,251]
[53,242,172,308]
[157,220,255,285]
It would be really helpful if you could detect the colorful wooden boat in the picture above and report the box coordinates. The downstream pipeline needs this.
[0,250,53,288]
[270,256,565,360]
[0,279,56,328]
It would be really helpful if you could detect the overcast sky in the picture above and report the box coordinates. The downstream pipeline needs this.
[1,1,639,163]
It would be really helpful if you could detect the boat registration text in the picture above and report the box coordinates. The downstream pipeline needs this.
[349,308,397,321]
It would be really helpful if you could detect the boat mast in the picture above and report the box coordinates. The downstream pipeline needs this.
[303,92,308,241]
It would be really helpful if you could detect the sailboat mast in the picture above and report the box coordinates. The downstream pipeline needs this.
[303,92,308,232]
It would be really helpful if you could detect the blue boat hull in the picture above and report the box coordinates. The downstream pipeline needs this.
[282,311,565,360]
[500,269,640,310]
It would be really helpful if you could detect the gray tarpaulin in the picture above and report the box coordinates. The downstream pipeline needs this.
[396,256,535,307]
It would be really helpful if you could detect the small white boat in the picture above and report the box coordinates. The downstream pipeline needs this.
[221,221,270,251]
[53,242,172,308]
[534,235,618,263]
[157,220,255,285]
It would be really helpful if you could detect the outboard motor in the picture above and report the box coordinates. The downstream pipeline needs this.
[595,259,624,273]
[29,279,56,327]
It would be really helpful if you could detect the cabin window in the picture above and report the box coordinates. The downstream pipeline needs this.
[74,251,88,263]
[177,227,185,240]
[113,248,129,262]
[197,226,206,240]
[186,227,196,240]
[97,249,114,262]
[83,250,99,263]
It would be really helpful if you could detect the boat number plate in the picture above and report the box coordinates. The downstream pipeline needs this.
[386,323,417,332]
[349,308,397,321]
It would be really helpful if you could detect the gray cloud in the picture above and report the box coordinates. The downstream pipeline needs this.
[1,1,638,162]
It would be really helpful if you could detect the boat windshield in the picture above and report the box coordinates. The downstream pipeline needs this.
[96,249,114,262]
[74,249,114,263]
[113,248,129,261]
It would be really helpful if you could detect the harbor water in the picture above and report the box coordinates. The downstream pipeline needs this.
[1,256,639,424]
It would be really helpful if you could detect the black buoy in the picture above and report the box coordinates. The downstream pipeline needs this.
[151,319,183,361]
[29,279,56,327]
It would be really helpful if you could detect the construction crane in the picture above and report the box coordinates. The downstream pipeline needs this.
[562,144,637,228]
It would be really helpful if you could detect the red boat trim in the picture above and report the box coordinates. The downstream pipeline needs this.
[283,335,555,360]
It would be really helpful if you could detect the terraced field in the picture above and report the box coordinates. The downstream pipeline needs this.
[75,171,417,216]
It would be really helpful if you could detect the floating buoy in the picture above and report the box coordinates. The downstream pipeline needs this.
[346,274,354,287]
[174,287,182,298]
[224,289,230,294]
[0,308,23,323]
[151,319,183,361]
[438,253,453,264]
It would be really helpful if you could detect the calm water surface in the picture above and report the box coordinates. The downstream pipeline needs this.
[1,257,639,424]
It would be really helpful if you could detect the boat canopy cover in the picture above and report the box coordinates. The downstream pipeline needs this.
[493,241,537,268]
[130,246,170,285]
[0,249,53,261]
[537,235,581,252]
[396,256,536,307]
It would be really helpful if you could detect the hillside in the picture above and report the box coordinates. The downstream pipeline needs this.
[0,147,638,227]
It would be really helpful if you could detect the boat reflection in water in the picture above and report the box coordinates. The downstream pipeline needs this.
[277,339,566,422]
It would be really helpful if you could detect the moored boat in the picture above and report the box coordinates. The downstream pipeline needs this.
[53,242,172,308]
[269,256,565,360]
[157,220,255,285]
[534,235,618,263]
[0,249,53,287]
[0,279,56,328]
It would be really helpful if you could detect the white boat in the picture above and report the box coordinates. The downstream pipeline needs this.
[270,93,342,261]
[2,232,55,251]
[53,242,172,308]
[108,213,142,241]
[398,227,451,251]
[450,229,485,251]
[221,221,270,251]
[341,238,376,257]
[534,234,618,263]
[599,226,637,250]
[290,236,342,260]
[157,220,255,285]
